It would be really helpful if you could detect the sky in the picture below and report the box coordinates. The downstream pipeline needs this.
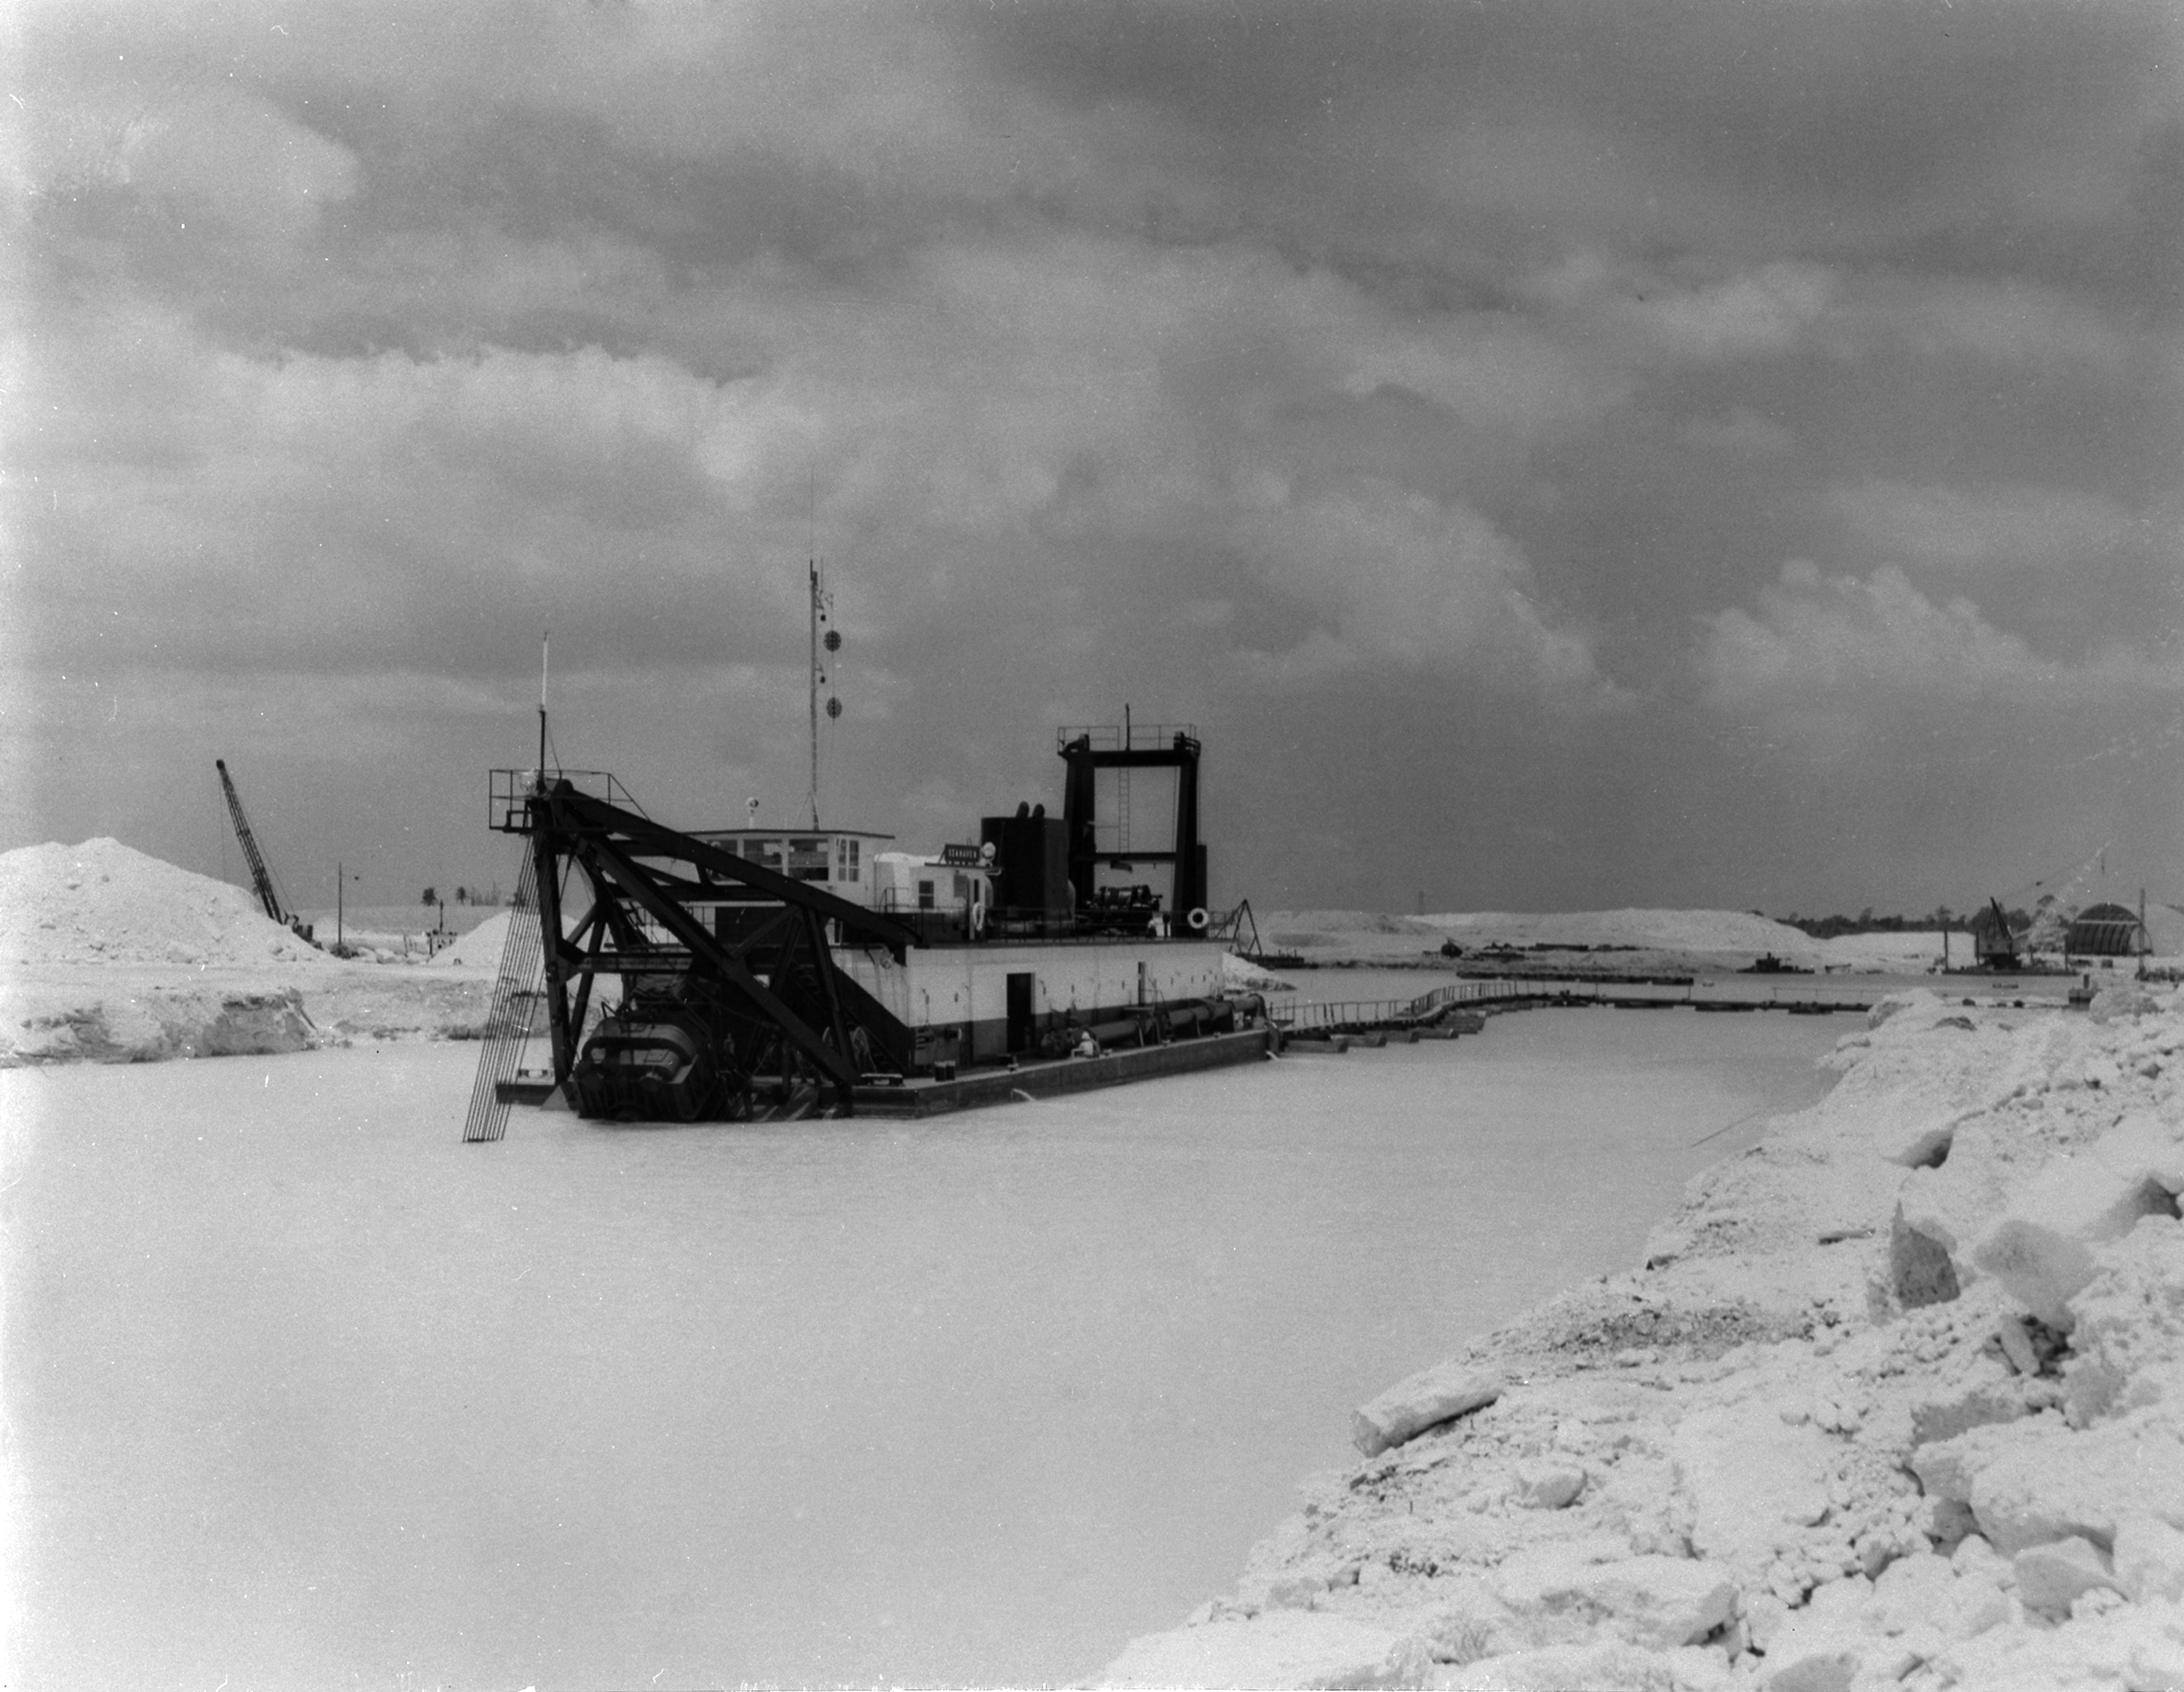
[4,0,2180,919]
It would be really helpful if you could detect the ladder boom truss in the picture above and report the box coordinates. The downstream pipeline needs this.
[498,775,921,1120]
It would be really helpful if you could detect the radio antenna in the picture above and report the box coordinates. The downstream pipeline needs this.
[808,558,820,828]
[537,630,550,788]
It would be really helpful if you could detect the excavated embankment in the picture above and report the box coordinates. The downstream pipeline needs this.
[1102,984,2184,1691]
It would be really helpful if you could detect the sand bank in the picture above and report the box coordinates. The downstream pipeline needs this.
[1104,983,2184,1691]
[1258,909,2023,979]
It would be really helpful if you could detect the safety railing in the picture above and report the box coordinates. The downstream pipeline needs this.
[1266,979,1508,1032]
[488,769,642,833]
[1056,723,1198,751]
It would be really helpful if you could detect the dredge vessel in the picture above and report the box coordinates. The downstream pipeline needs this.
[464,722,1268,1138]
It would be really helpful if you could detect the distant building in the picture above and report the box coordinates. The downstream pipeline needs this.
[2066,902,2147,957]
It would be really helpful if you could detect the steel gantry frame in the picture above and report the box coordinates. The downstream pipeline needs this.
[494,774,919,1120]
[1059,723,1206,924]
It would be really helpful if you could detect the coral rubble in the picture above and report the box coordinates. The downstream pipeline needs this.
[1104,985,2184,1691]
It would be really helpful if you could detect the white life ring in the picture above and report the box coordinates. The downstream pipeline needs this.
[1186,906,1210,933]
[970,903,987,938]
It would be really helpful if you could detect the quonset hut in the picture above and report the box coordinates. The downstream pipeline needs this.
[2066,902,2148,958]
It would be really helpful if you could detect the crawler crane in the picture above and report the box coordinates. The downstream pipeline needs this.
[215,759,314,944]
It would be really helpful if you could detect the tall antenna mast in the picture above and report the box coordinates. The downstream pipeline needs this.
[808,560,820,829]
[537,630,550,791]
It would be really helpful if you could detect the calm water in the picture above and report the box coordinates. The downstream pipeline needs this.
[4,1011,1844,1690]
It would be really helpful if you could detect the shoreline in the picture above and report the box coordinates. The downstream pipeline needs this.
[1101,982,2184,1691]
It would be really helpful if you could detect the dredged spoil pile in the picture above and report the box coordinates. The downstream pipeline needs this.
[1103,984,2184,1691]
[0,839,494,1063]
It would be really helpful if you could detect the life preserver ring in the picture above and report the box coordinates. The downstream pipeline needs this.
[1185,906,1210,933]
[970,903,987,938]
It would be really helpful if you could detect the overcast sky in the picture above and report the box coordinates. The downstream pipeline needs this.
[5,0,2180,917]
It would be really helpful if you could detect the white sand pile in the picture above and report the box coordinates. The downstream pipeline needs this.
[1224,952,1298,994]
[0,839,331,967]
[1422,909,1824,959]
[0,840,497,1065]
[1264,908,1967,976]
[428,910,515,969]
[1105,984,2184,1691]
[1279,910,1449,937]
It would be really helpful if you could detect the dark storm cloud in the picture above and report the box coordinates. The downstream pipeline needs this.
[4,0,2179,912]
[958,1,2182,288]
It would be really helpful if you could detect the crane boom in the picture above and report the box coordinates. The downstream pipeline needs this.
[216,758,290,926]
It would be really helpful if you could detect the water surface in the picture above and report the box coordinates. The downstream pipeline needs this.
[4,1011,1843,1689]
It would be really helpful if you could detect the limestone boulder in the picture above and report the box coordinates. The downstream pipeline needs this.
[2114,1514,2184,1604]
[1927,1595,2184,1692]
[1753,1613,1870,1692]
[1489,1551,1736,1651]
[2013,1535,2121,1619]
[1840,1069,1985,1168]
[1912,1411,2184,1555]
[1843,1546,2001,1642]
[1950,1532,2014,1589]
[2058,1215,2184,1423]
[1353,1364,1503,1457]
[1867,989,1955,1032]
[1672,1400,1838,1575]
[1864,1550,2012,1642]
[1944,1576,2014,1641]
[1513,1460,1586,1511]
[2089,1110,2184,1195]
[1752,1578,1920,1690]
[1907,1347,2035,1447]
[2089,982,2159,1024]
[1969,1153,2179,1329]
[1101,1609,1425,1689]
[1891,1124,2014,1305]
[1865,1550,1953,1632]
[1433,1640,1729,1691]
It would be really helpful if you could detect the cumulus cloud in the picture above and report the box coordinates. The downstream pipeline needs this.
[15,84,356,244]
[7,316,802,673]
[1522,254,1840,365]
[1703,563,2035,705]
[12,220,1631,709]
[1640,264,1841,363]
[8,1,2180,906]
[1826,479,2142,572]
[1813,272,2148,375]
[1522,251,2156,384]
[1698,561,2179,753]
[1677,406,1798,458]
[1228,483,1626,708]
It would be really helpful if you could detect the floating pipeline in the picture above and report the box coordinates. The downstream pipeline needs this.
[855,1025,1274,1115]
